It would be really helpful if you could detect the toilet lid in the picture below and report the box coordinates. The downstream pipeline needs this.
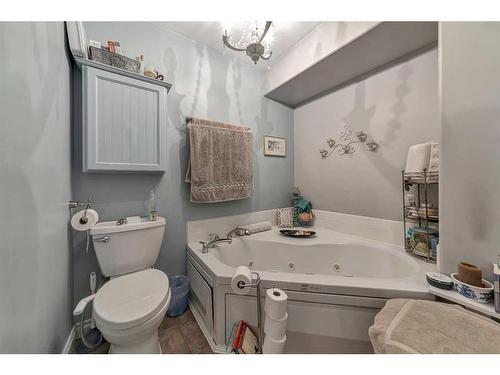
[93,269,170,330]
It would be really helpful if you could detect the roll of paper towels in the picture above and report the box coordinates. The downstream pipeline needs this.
[231,266,252,295]
[264,287,288,320]
[264,312,288,339]
[263,334,286,354]
[71,209,99,231]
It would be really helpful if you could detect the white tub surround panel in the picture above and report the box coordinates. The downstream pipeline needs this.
[314,210,403,246]
[187,209,403,247]
[186,209,280,244]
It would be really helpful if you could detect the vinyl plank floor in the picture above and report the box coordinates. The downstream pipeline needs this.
[159,326,192,354]
[178,320,213,354]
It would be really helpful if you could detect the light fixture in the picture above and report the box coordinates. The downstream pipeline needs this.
[222,21,273,65]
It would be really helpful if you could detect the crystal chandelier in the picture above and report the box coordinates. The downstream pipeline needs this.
[222,21,273,65]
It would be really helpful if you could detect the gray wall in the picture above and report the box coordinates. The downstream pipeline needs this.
[294,49,440,221]
[439,22,500,280]
[72,22,293,303]
[0,22,72,353]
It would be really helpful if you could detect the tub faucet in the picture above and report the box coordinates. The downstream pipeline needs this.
[199,234,232,253]
[227,226,250,239]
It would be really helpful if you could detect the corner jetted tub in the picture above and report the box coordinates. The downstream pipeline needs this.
[186,227,436,353]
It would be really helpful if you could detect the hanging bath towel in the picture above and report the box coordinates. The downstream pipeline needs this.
[185,117,253,203]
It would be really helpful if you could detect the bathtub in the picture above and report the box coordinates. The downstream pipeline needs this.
[186,226,436,353]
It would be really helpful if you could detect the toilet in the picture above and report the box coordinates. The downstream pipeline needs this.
[90,217,169,354]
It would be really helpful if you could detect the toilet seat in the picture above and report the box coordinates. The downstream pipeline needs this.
[93,268,170,330]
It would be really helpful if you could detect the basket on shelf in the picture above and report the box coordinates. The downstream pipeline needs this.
[89,46,140,74]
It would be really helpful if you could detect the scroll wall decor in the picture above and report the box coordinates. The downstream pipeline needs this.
[319,124,378,159]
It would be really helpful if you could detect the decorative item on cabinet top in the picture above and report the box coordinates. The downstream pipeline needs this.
[319,124,378,158]
[74,56,172,92]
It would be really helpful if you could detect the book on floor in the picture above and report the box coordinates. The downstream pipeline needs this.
[228,320,258,354]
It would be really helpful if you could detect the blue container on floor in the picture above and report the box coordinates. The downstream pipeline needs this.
[167,275,190,317]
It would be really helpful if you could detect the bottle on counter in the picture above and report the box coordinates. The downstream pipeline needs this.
[148,190,158,221]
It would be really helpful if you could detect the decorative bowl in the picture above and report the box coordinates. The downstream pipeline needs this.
[279,229,316,238]
[426,272,453,290]
[450,273,494,304]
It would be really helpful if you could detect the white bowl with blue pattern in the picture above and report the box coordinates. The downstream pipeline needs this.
[450,273,494,304]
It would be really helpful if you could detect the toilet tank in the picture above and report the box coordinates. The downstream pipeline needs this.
[90,217,166,277]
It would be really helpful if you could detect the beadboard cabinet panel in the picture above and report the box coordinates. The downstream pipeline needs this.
[83,66,167,172]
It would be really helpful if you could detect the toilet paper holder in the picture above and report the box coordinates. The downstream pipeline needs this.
[235,272,264,354]
[68,198,92,210]
[69,198,93,253]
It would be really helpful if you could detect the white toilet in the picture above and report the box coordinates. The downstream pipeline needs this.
[90,217,170,354]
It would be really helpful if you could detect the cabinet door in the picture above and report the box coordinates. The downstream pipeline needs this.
[187,260,214,337]
[83,66,167,172]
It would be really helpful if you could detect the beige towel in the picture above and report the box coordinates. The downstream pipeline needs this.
[405,143,431,175]
[427,142,439,183]
[185,117,253,203]
[369,299,500,354]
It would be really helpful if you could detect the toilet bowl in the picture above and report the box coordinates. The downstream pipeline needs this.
[93,268,170,354]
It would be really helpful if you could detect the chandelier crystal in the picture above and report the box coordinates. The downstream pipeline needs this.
[222,21,273,65]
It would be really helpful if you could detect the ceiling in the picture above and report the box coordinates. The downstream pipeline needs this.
[153,21,322,69]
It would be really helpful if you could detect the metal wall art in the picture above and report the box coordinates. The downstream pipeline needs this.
[319,124,378,158]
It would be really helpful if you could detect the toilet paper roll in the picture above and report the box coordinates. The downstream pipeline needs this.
[71,209,99,231]
[263,334,287,354]
[231,266,252,295]
[264,287,288,320]
[264,312,288,339]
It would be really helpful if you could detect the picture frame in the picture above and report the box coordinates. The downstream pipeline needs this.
[263,135,287,157]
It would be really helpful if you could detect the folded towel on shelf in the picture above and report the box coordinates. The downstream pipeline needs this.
[185,117,253,203]
[242,221,272,234]
[427,142,439,183]
[404,143,431,176]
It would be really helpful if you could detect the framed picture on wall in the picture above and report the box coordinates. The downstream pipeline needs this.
[263,135,287,157]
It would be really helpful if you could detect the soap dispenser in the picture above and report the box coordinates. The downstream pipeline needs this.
[148,190,158,221]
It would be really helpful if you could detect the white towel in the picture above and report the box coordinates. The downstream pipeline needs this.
[427,143,439,182]
[405,143,431,175]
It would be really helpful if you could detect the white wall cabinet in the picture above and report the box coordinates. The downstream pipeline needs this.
[82,65,168,172]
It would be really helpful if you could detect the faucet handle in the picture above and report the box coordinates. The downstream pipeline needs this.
[199,241,209,253]
[209,233,219,241]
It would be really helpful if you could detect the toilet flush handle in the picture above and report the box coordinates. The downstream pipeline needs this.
[94,236,110,243]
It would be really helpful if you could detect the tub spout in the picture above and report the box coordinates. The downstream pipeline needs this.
[200,236,232,253]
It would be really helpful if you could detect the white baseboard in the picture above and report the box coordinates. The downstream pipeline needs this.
[62,318,94,354]
[62,325,76,354]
